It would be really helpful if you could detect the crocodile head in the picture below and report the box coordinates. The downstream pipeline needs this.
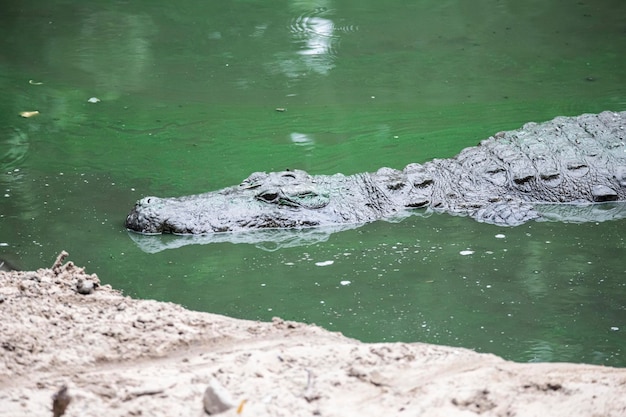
[125,170,335,234]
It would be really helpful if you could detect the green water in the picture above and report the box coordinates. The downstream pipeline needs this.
[1,0,625,365]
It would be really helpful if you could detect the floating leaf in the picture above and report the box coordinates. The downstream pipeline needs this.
[19,111,39,118]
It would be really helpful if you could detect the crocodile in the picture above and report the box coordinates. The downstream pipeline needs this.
[125,111,626,235]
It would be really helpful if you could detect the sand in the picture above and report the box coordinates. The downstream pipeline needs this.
[1,251,625,416]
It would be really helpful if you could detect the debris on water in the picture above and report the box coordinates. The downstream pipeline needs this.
[275,107,286,112]
[315,260,334,266]
[459,250,474,256]
[19,111,39,118]
[495,234,506,239]
[87,97,101,103]
[340,280,351,286]
[29,79,44,85]
[610,327,619,331]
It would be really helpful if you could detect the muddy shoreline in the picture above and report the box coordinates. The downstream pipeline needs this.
[1,252,625,416]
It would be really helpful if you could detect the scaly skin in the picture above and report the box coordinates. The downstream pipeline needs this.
[125,111,626,234]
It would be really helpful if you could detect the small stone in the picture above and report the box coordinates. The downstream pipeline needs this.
[203,379,235,415]
[52,385,71,417]
[136,314,151,323]
[76,279,95,295]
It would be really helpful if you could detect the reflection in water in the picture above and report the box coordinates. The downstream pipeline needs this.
[0,257,18,272]
[127,223,361,253]
[290,132,315,147]
[525,339,556,362]
[271,2,357,78]
[48,11,156,99]
[0,127,29,171]
[0,127,40,223]
[290,12,337,75]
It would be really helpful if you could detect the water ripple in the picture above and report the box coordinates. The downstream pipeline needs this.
[287,8,358,67]
[0,127,29,170]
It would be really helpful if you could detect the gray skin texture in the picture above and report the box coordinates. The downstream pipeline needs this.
[125,111,626,234]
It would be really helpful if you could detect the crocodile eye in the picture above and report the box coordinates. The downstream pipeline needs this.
[257,191,279,203]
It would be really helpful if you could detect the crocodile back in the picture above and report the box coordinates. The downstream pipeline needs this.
[441,111,626,206]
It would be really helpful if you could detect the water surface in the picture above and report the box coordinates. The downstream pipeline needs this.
[1,0,625,366]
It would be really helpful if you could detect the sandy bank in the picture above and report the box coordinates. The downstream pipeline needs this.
[1,252,625,416]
